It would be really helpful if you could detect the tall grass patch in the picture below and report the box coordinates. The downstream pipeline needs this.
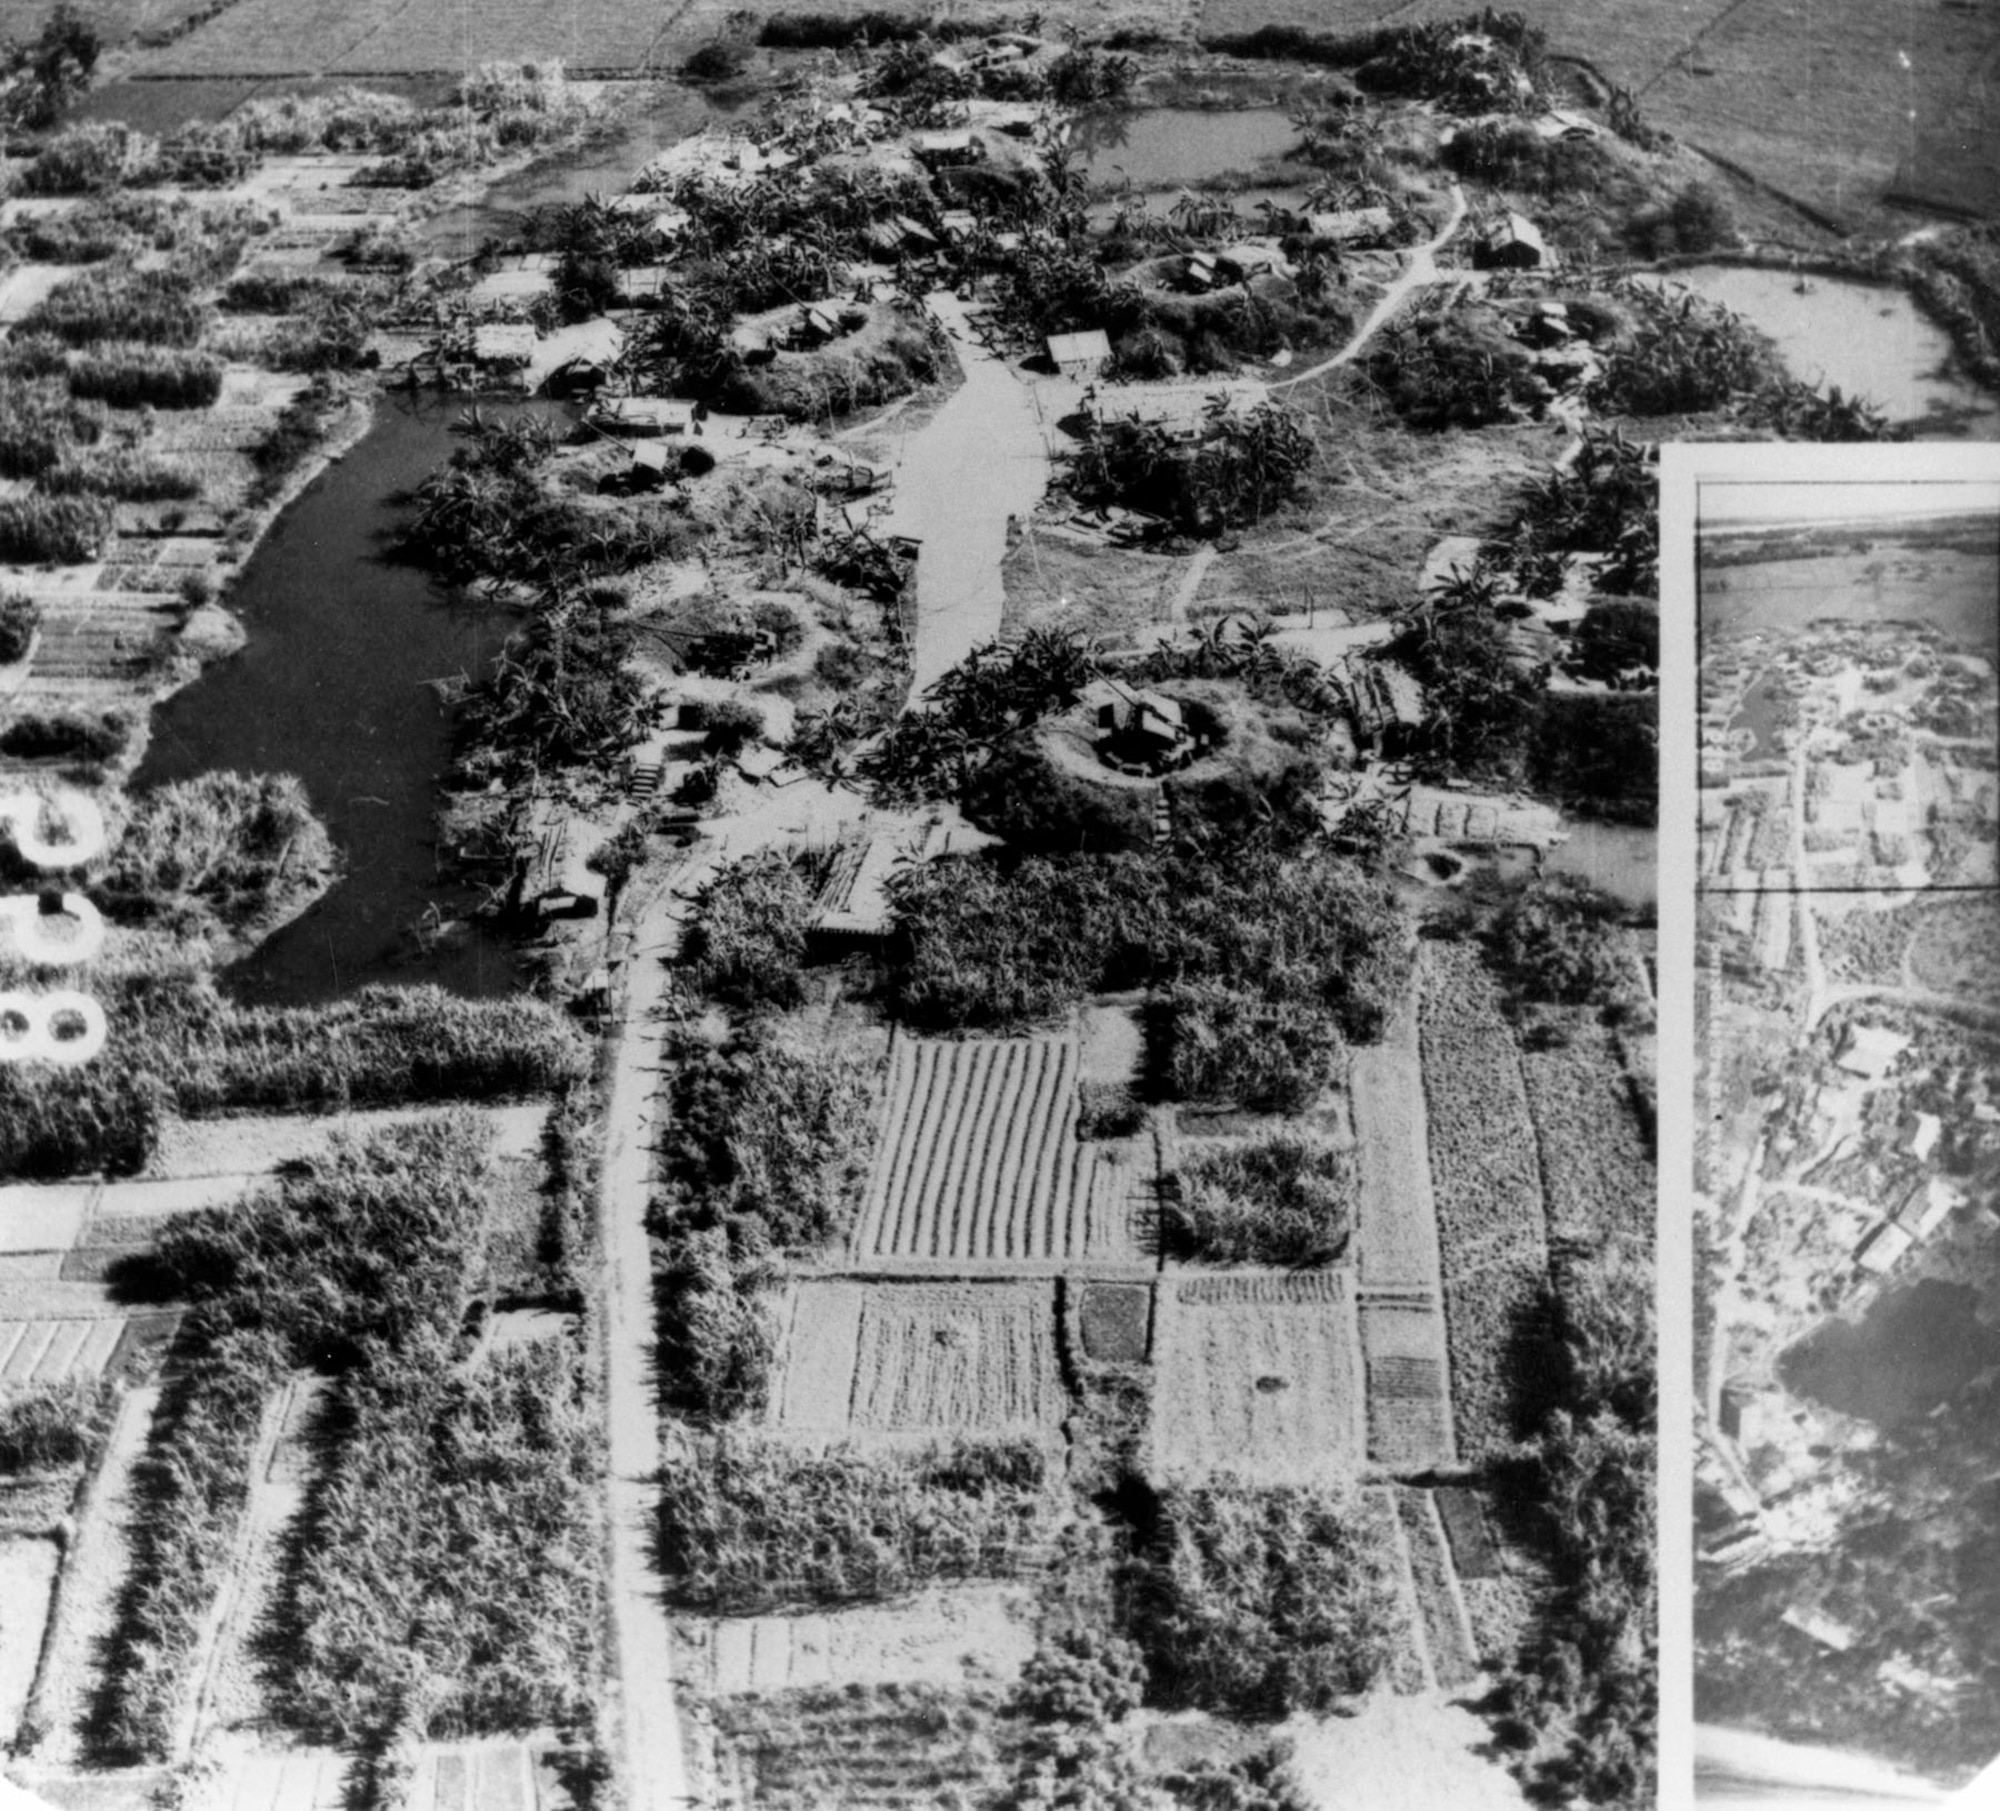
[22,267,207,348]
[68,346,224,410]
[98,772,335,942]
[1130,1482,1401,1717]
[95,1116,495,1759]
[658,1434,1055,1613]
[1162,1136,1357,1267]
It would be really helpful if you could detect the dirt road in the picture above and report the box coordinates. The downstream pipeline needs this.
[1274,185,1469,392]
[596,879,693,1811]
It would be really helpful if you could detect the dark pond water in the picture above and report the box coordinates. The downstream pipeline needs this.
[1075,105,1298,191]
[414,88,738,259]
[1780,1276,2000,1426]
[1543,817,1656,910]
[132,393,563,1005]
[1731,671,1783,759]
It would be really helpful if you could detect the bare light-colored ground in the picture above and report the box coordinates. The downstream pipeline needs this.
[1282,1692,1533,1811]
[701,1583,1037,1697]
[0,1538,60,1747]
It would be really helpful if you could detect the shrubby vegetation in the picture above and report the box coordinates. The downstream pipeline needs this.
[39,449,201,502]
[889,845,1406,1109]
[0,1374,114,1474]
[68,346,223,409]
[23,267,208,349]
[0,591,40,664]
[681,854,813,1010]
[0,978,586,1181]
[657,1027,881,1257]
[1163,1137,1356,1266]
[1490,1242,1656,1807]
[1486,875,1639,1011]
[0,492,116,564]
[1130,1483,1400,1716]
[1,4,98,131]
[1068,400,1317,537]
[659,1434,1055,1612]
[97,772,336,942]
[1590,282,1772,417]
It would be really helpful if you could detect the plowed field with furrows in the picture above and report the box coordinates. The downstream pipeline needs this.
[853,1036,1135,1265]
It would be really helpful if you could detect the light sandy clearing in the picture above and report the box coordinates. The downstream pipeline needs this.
[704,1583,1036,1697]
[0,1538,59,1747]
[1284,1691,1532,1811]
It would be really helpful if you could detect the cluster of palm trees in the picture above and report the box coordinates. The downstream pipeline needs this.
[1068,396,1317,536]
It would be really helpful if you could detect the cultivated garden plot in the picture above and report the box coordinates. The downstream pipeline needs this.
[1418,943,1551,1464]
[767,1281,1068,1443]
[1147,1271,1364,1487]
[1358,1300,1454,1471]
[851,1034,1144,1268]
[700,1582,1038,1697]
[1350,992,1444,1291]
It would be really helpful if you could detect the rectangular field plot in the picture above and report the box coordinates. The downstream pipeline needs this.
[0,1317,126,1385]
[1358,1300,1454,1471]
[1350,1006,1443,1290]
[1148,1271,1362,1486]
[146,0,678,74]
[706,1582,1036,1697]
[852,1036,1142,1267]
[768,1282,1066,1440]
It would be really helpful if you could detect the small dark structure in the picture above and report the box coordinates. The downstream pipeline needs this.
[1480,211,1547,270]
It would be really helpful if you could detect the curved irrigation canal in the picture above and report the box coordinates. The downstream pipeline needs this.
[134,393,532,1005]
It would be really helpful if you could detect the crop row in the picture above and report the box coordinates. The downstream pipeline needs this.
[1518,1020,1656,1251]
[1417,943,1549,1462]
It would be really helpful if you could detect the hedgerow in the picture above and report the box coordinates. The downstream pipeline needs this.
[23,266,206,347]
[0,491,115,563]
[68,345,224,409]
[658,1434,1055,1612]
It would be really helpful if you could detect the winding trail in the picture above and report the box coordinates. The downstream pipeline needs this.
[1274,184,1469,392]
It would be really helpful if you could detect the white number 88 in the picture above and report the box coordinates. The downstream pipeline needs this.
[0,991,108,1067]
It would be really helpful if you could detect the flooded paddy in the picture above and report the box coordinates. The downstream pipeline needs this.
[1780,1276,2000,1426]
[1641,264,2000,435]
[1076,105,1297,190]
[133,394,541,1005]
[1729,671,1784,760]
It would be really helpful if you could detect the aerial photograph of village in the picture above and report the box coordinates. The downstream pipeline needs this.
[0,0,1992,1808]
[1692,461,2000,1804]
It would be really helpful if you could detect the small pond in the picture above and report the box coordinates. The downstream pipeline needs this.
[1729,670,1784,760]
[1779,1276,2000,1426]
[1074,105,1298,191]
[415,90,739,258]
[133,392,560,1006]
[73,75,457,135]
[1543,817,1656,910]
[1639,264,2000,435]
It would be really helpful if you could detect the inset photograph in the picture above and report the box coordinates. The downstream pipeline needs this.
[1691,449,2000,1800]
